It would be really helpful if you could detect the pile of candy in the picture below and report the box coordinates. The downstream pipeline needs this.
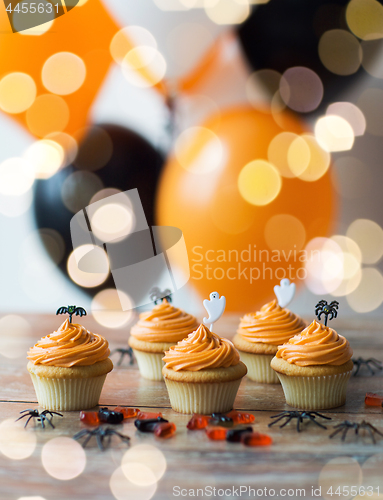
[187,411,272,447]
[134,413,176,439]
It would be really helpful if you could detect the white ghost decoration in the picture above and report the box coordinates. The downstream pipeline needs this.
[274,279,296,308]
[203,292,226,332]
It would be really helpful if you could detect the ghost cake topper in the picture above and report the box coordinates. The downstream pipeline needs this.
[274,279,296,308]
[203,292,226,332]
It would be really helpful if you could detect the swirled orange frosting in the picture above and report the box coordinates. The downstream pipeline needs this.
[275,320,353,366]
[163,323,240,371]
[130,299,198,343]
[238,300,306,345]
[27,319,110,367]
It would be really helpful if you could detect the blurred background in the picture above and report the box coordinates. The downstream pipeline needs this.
[1,0,383,332]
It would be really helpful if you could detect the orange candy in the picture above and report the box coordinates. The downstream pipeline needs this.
[241,432,273,447]
[365,393,383,407]
[155,422,176,439]
[226,410,255,425]
[137,411,163,420]
[114,407,140,419]
[187,414,210,430]
[79,411,100,426]
[206,426,228,441]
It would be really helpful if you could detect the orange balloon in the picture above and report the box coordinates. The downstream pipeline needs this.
[156,107,337,312]
[0,0,166,138]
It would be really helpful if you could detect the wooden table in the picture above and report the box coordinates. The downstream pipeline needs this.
[1,314,383,500]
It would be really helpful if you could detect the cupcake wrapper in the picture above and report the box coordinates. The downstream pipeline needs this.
[164,378,242,414]
[132,349,164,381]
[239,351,279,384]
[29,373,107,411]
[276,371,352,410]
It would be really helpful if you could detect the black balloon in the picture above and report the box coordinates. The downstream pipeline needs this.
[34,123,165,297]
[237,0,379,113]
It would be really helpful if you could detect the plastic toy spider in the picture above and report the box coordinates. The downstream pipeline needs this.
[352,357,383,376]
[329,420,383,444]
[56,305,87,323]
[269,411,332,433]
[149,287,172,305]
[16,409,63,429]
[73,425,130,451]
[315,300,339,326]
[110,347,135,366]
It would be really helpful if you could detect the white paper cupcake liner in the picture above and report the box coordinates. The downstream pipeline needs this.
[132,349,164,381]
[164,378,242,414]
[29,373,107,411]
[239,351,279,383]
[276,371,352,410]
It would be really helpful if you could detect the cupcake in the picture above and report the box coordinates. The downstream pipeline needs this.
[232,300,306,383]
[128,299,199,381]
[27,318,113,411]
[162,323,247,414]
[270,319,353,410]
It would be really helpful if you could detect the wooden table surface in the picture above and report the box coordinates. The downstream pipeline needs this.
[1,314,383,500]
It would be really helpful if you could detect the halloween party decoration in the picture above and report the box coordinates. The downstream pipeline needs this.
[56,305,86,323]
[315,300,339,326]
[149,287,172,305]
[110,347,134,366]
[269,411,331,432]
[203,292,226,332]
[74,426,130,451]
[16,409,63,429]
[352,357,383,377]
[329,421,383,444]
[274,279,296,308]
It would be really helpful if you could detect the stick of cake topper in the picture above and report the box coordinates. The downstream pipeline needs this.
[203,292,226,332]
[149,287,172,305]
[56,305,87,323]
[315,300,339,326]
[274,279,296,308]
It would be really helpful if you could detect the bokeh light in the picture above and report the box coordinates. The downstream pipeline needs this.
[41,437,86,480]
[0,73,36,114]
[0,158,34,196]
[175,126,224,175]
[361,39,383,77]
[24,139,64,179]
[238,160,282,206]
[332,156,372,199]
[329,235,362,297]
[61,171,104,214]
[318,29,362,75]
[110,467,157,500]
[280,67,323,113]
[67,244,109,288]
[45,132,78,167]
[122,47,166,88]
[0,419,36,460]
[287,135,311,177]
[204,0,250,25]
[42,52,86,95]
[347,219,383,264]
[319,457,362,500]
[246,69,281,113]
[293,134,331,181]
[304,237,344,294]
[121,445,167,484]
[0,190,33,218]
[0,315,32,359]
[347,268,383,312]
[26,94,70,137]
[268,132,302,178]
[357,88,383,136]
[314,116,354,152]
[91,203,134,243]
[90,188,122,205]
[326,102,366,137]
[264,214,306,252]
[210,184,256,235]
[91,289,133,328]
[346,0,383,40]
[110,26,157,65]
[74,126,113,171]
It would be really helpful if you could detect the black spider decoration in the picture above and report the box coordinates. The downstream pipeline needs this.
[73,426,130,451]
[149,287,172,305]
[269,411,331,433]
[315,300,339,326]
[352,357,383,376]
[16,409,63,429]
[56,305,87,323]
[329,420,383,444]
[110,347,135,366]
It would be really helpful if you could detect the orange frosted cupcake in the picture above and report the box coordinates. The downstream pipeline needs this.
[129,299,198,381]
[162,324,247,414]
[233,300,306,383]
[270,320,353,409]
[27,318,113,411]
